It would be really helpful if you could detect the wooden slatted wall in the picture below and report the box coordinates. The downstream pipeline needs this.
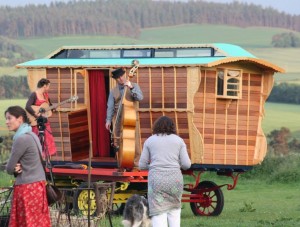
[194,69,263,165]
[136,67,191,157]
[47,68,88,161]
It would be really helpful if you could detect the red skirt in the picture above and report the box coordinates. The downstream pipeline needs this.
[9,181,51,227]
[32,122,57,156]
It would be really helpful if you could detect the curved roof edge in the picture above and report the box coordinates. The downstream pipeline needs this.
[16,56,285,73]
[207,57,285,73]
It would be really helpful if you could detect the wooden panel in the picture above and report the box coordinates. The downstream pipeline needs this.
[139,111,191,157]
[138,68,150,109]
[68,109,89,161]
[193,69,264,165]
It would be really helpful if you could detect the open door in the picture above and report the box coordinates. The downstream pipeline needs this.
[88,70,111,157]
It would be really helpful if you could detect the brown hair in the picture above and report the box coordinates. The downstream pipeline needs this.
[5,106,29,124]
[37,78,50,88]
[152,116,176,135]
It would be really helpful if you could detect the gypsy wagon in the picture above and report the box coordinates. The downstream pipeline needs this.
[16,43,284,216]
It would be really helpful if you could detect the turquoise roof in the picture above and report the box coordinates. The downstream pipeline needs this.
[213,43,256,58]
[16,43,283,72]
[17,57,226,68]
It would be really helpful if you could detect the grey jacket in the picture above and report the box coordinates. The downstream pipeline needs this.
[6,132,46,185]
[139,134,191,171]
[106,83,143,123]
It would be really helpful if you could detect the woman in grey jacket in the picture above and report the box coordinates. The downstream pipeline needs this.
[139,116,191,227]
[5,106,51,227]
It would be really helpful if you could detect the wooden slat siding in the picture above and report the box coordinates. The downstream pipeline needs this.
[163,67,175,108]
[137,66,191,157]
[194,68,263,166]
[68,109,89,161]
[204,70,216,163]
[47,68,77,162]
[138,111,191,157]
[57,68,73,108]
[138,68,151,109]
[151,68,163,108]
[253,72,272,164]
[75,70,85,105]
[225,100,238,164]
[176,68,188,108]
[48,69,65,161]
[247,73,264,165]
[48,111,72,161]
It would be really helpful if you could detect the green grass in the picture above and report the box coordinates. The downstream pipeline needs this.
[248,47,300,74]
[263,102,300,137]
[140,24,288,48]
[106,180,300,227]
[15,35,141,58]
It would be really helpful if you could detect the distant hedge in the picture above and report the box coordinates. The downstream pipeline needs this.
[0,75,30,99]
[268,83,300,104]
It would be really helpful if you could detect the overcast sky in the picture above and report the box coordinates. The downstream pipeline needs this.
[0,0,299,15]
[203,0,300,15]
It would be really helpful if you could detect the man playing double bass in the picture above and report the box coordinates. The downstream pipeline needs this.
[105,67,143,167]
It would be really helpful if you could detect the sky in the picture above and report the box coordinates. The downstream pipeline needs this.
[203,0,300,15]
[0,0,299,16]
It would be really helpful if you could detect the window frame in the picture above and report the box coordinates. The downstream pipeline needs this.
[216,68,242,99]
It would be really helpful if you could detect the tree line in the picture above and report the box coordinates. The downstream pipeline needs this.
[272,32,300,47]
[0,36,33,66]
[0,76,30,99]
[267,83,300,104]
[0,0,300,39]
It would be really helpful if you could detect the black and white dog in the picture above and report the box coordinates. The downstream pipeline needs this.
[122,194,151,227]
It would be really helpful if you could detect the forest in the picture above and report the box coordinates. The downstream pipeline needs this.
[0,0,300,38]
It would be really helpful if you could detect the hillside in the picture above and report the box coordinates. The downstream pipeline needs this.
[8,24,300,84]
[0,0,300,39]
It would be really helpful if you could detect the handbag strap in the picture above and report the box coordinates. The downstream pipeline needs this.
[26,132,54,184]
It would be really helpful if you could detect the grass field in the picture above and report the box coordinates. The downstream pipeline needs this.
[105,179,300,227]
[0,172,299,226]
[262,102,300,136]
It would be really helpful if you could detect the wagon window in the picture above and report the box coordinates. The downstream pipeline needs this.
[176,48,212,57]
[122,49,152,58]
[89,50,120,58]
[155,49,176,57]
[217,69,242,99]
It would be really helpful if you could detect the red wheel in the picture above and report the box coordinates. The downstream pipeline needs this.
[190,181,224,216]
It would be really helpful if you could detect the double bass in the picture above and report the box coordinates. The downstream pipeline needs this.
[112,60,139,168]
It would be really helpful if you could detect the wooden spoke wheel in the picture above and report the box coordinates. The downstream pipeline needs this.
[190,181,224,216]
[73,183,97,216]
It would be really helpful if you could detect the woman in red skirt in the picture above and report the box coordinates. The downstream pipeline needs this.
[25,78,57,157]
[5,106,51,227]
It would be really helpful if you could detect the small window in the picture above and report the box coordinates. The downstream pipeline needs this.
[89,50,120,58]
[155,49,175,57]
[176,48,212,57]
[217,69,242,99]
[122,49,152,58]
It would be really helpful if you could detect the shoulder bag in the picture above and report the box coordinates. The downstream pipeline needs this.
[28,132,62,206]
